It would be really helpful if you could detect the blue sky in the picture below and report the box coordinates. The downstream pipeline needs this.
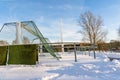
[0,0,120,42]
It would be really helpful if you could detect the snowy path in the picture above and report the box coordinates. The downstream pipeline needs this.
[0,52,120,80]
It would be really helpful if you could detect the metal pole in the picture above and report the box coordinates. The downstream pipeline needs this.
[89,48,90,56]
[93,44,96,59]
[6,46,9,65]
[60,19,64,53]
[74,43,77,62]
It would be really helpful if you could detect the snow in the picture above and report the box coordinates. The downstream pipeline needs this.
[0,51,120,80]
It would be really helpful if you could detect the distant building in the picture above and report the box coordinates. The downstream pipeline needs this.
[0,40,9,46]
[23,36,30,44]
[110,40,120,51]
[110,40,119,43]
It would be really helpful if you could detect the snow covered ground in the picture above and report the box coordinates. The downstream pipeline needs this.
[0,51,120,80]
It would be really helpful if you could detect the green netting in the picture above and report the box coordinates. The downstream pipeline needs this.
[21,21,60,59]
[8,44,37,65]
[0,21,60,60]
[0,22,37,44]
[0,46,7,65]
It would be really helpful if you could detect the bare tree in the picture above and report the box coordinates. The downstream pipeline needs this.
[78,11,107,58]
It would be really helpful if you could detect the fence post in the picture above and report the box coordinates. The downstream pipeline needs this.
[74,43,77,62]
[93,44,96,59]
[88,48,90,56]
